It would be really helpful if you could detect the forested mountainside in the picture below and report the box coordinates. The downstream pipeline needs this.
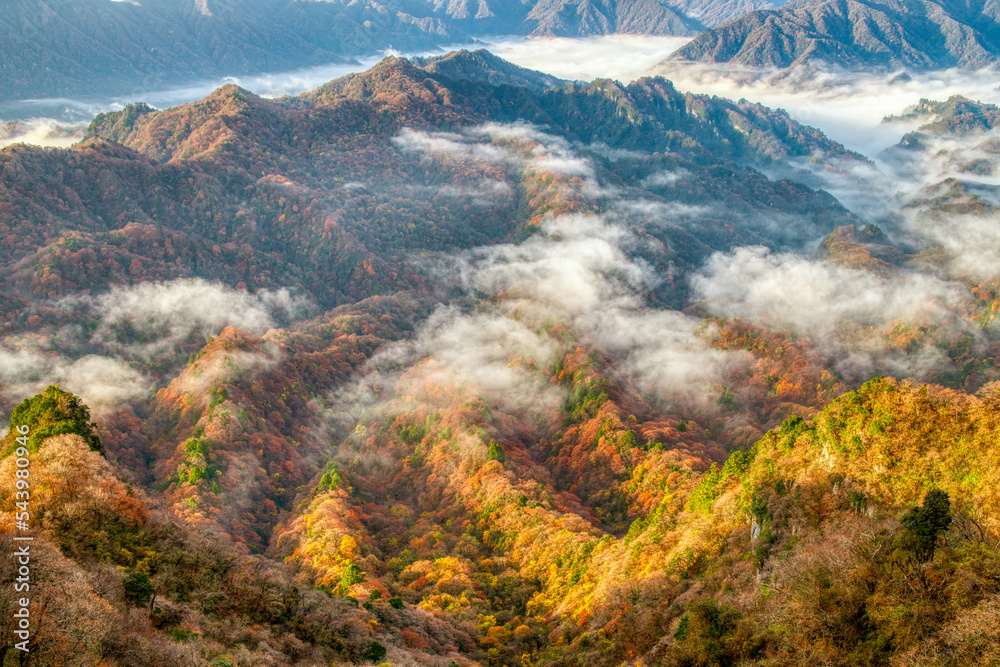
[670,0,1000,69]
[1,52,1000,666]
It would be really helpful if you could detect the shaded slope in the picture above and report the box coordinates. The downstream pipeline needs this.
[671,0,1000,69]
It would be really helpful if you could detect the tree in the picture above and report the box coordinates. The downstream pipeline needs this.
[4,385,102,455]
[364,640,386,662]
[339,563,366,594]
[487,441,505,463]
[123,570,155,608]
[901,489,952,560]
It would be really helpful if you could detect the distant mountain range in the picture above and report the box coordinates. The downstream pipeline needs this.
[8,0,998,104]
[0,0,462,100]
[671,0,1000,69]
[0,0,701,102]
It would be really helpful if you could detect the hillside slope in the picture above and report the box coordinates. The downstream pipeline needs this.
[671,0,1000,69]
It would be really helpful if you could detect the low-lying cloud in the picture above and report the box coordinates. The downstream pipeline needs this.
[693,246,963,335]
[691,245,976,379]
[486,35,693,84]
[62,278,311,361]
[0,349,149,415]
[342,123,746,419]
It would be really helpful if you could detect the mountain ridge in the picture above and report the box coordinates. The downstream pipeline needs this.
[0,0,703,103]
[670,0,1000,69]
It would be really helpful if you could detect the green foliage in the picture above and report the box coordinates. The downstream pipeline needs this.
[319,463,343,493]
[900,489,952,560]
[561,377,609,424]
[619,429,639,450]
[717,386,737,412]
[487,440,506,463]
[674,614,690,640]
[123,569,154,607]
[674,599,742,665]
[184,437,208,458]
[748,490,770,524]
[208,385,228,408]
[5,385,102,455]
[722,447,755,476]
[847,491,866,514]
[182,437,216,486]
[339,563,366,593]
[364,640,387,663]
[776,415,809,449]
[168,628,199,642]
[687,464,723,513]
[388,596,404,609]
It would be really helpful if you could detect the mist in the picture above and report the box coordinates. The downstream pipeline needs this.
[334,122,748,429]
[482,37,1000,166]
[58,278,311,362]
[484,35,693,84]
[0,42,471,144]
[692,246,965,334]
[0,348,149,415]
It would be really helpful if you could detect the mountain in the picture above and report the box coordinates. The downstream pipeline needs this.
[0,0,701,103]
[427,0,705,35]
[0,0,465,101]
[413,49,571,91]
[664,0,788,26]
[670,0,1000,69]
[2,53,1000,665]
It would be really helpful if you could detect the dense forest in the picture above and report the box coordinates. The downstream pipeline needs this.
[0,51,999,665]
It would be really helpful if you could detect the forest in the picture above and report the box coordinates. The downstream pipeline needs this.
[0,51,999,665]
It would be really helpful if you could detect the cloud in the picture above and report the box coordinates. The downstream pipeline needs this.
[616,198,712,225]
[485,35,693,84]
[62,278,311,361]
[647,63,1000,156]
[173,341,285,396]
[0,118,86,149]
[392,127,513,163]
[0,349,149,415]
[903,210,1000,281]
[642,169,689,187]
[690,245,975,378]
[334,123,745,421]
[461,211,742,401]
[435,179,513,205]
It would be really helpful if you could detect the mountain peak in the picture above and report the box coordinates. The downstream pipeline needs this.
[670,0,1000,70]
[415,48,571,91]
